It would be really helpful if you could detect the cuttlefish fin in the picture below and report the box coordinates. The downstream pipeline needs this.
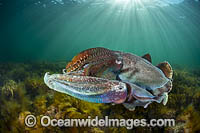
[142,53,152,63]
[157,61,173,79]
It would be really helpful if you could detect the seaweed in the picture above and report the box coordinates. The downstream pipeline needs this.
[0,62,200,132]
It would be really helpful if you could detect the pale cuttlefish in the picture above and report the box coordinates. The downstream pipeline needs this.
[44,47,173,111]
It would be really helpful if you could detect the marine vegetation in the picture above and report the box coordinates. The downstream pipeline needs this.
[45,47,173,111]
[0,61,200,132]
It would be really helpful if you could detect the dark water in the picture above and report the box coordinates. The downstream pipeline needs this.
[0,0,200,68]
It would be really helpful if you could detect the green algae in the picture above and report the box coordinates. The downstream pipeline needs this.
[0,62,200,132]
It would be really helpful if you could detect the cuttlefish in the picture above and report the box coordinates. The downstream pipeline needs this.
[44,47,173,111]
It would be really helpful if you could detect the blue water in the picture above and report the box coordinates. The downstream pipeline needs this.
[0,0,200,68]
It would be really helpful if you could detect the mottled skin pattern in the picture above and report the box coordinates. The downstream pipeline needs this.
[44,72,127,103]
[44,47,173,111]
[66,47,122,77]
[116,52,169,89]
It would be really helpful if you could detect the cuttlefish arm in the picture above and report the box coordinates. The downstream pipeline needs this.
[44,72,127,104]
[126,82,165,103]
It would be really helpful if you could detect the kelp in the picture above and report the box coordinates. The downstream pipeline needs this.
[0,62,200,132]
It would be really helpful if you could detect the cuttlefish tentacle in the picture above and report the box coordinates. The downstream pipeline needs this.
[44,72,127,103]
[127,83,157,102]
[122,81,165,111]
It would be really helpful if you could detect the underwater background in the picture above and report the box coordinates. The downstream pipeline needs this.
[0,0,200,132]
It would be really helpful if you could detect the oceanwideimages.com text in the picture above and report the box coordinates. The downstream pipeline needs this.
[25,115,175,129]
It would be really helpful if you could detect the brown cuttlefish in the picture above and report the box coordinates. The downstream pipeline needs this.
[44,47,173,111]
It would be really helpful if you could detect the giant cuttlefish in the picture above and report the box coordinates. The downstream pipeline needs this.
[44,47,173,111]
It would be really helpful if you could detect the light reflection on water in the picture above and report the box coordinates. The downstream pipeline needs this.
[0,0,200,68]
[35,0,187,8]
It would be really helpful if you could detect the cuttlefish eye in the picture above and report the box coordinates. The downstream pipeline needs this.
[82,63,89,69]
[110,83,127,104]
[63,69,66,74]
[115,59,122,64]
[118,85,124,90]
[113,84,126,92]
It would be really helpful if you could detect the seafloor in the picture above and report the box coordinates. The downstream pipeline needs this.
[0,62,200,132]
